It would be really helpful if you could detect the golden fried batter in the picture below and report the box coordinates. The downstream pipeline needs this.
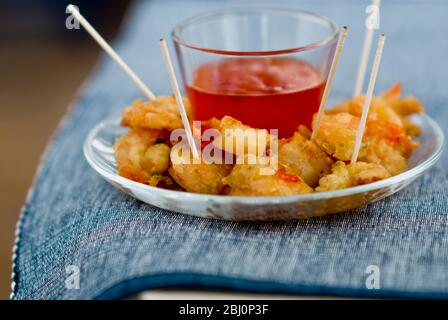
[330,84,424,137]
[222,155,313,196]
[168,149,232,194]
[114,85,423,196]
[313,110,417,175]
[316,161,390,192]
[381,83,424,116]
[279,127,333,187]
[121,96,192,131]
[381,83,424,137]
[312,112,360,161]
[330,96,403,126]
[114,128,170,183]
[212,116,271,156]
[359,138,408,176]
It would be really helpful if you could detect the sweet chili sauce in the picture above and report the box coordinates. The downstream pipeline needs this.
[186,57,325,138]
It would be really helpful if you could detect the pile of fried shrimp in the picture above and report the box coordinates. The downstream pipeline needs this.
[114,83,424,196]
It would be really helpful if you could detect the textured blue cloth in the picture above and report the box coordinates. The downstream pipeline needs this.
[11,0,448,299]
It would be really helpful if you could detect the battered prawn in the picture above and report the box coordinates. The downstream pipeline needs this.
[312,112,360,161]
[114,128,171,184]
[360,120,418,175]
[222,155,313,196]
[212,116,271,156]
[114,84,424,195]
[168,148,232,194]
[330,84,424,136]
[121,96,192,131]
[381,83,424,117]
[278,126,333,187]
[381,83,424,136]
[329,96,403,126]
[316,161,390,192]
[313,112,417,175]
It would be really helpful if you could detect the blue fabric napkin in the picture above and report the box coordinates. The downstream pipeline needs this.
[11,0,448,299]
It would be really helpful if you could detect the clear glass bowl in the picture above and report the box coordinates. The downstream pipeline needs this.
[172,8,339,80]
[84,114,444,221]
[172,8,339,136]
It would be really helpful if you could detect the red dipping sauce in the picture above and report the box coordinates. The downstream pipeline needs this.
[187,58,325,138]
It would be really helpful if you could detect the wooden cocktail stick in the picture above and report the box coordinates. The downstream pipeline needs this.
[66,4,156,100]
[353,0,381,97]
[159,38,199,160]
[311,26,348,141]
[351,34,386,164]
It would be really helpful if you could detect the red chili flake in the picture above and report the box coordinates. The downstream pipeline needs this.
[277,165,300,183]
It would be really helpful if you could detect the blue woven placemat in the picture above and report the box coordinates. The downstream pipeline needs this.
[11,0,448,299]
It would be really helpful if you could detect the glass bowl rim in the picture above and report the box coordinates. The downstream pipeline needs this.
[84,113,445,205]
[171,7,340,56]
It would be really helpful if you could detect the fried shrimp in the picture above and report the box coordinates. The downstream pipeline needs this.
[279,127,333,187]
[121,96,192,131]
[141,143,171,174]
[381,83,424,116]
[316,161,390,192]
[329,96,403,127]
[222,155,313,196]
[358,120,418,175]
[381,83,424,137]
[359,139,407,176]
[363,120,418,158]
[312,112,360,161]
[212,116,271,156]
[114,84,424,196]
[330,84,424,137]
[168,148,232,194]
[313,112,417,175]
[114,128,171,183]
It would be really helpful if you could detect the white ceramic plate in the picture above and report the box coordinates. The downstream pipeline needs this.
[84,114,444,220]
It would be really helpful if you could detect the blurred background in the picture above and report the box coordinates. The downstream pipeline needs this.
[0,0,132,299]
